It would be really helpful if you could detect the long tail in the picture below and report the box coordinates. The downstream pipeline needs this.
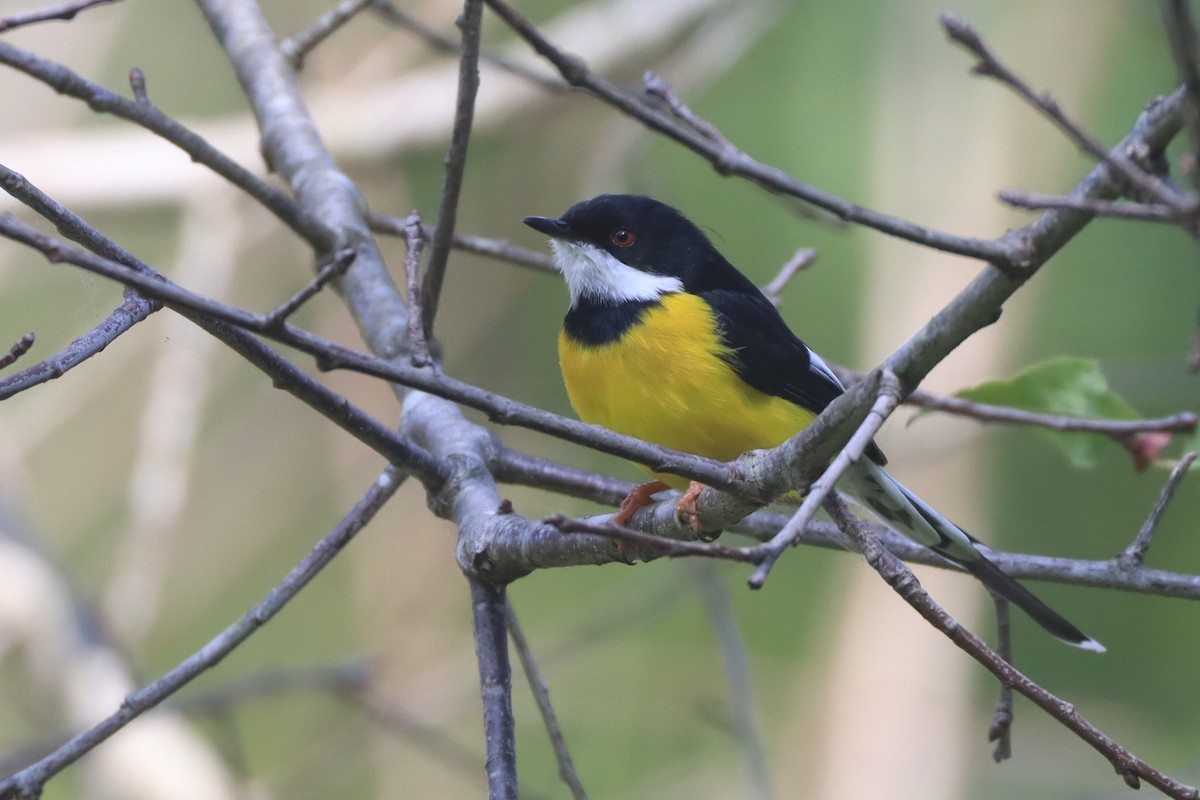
[838,461,1104,652]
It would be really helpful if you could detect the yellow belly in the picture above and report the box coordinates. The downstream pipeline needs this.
[559,293,817,490]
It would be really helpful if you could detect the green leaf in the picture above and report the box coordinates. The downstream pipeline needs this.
[952,357,1140,469]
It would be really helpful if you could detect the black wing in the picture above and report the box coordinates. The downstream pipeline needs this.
[702,287,887,466]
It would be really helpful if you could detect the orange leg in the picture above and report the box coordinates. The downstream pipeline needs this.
[674,481,708,532]
[612,480,669,527]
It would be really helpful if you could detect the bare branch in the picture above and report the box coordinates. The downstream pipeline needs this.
[0,211,448,486]
[941,12,1193,211]
[0,333,35,371]
[421,0,484,342]
[999,188,1190,224]
[279,0,375,70]
[196,0,404,362]
[1120,451,1198,567]
[482,0,1023,268]
[367,211,557,274]
[0,467,405,800]
[261,247,357,329]
[989,596,1014,762]
[1162,0,1200,192]
[834,365,1198,440]
[760,248,817,307]
[506,605,588,800]
[372,1,562,90]
[748,371,902,588]
[0,40,327,247]
[469,577,518,800]
[822,492,1199,800]
[0,0,119,32]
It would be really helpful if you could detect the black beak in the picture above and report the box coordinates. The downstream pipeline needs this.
[523,215,572,239]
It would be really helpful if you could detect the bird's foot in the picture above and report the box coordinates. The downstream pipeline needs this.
[674,481,708,532]
[612,481,669,527]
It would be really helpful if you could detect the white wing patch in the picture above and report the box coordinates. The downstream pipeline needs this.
[550,240,683,307]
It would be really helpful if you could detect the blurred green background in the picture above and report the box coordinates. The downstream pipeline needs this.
[0,1,1197,798]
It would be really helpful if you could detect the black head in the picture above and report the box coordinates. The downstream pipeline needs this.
[523,194,745,293]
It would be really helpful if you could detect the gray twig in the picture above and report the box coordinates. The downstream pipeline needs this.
[373,1,561,90]
[482,0,1022,269]
[834,365,1198,441]
[989,595,1014,762]
[368,211,557,274]
[469,577,518,800]
[0,0,118,32]
[0,40,327,248]
[999,189,1190,224]
[761,248,818,307]
[1162,0,1200,193]
[506,605,588,800]
[0,333,35,371]
[421,0,484,343]
[1120,451,1198,567]
[279,0,375,70]
[747,371,903,589]
[261,247,358,329]
[941,12,1192,212]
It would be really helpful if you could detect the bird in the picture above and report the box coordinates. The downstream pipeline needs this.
[523,193,1103,652]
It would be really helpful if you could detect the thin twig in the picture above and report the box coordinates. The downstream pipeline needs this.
[1162,0,1200,193]
[367,211,557,274]
[691,563,773,800]
[372,1,562,90]
[941,12,1191,212]
[0,210,447,485]
[469,576,518,800]
[822,492,1199,800]
[643,70,731,146]
[0,0,119,32]
[127,66,148,103]
[0,212,746,497]
[0,467,405,800]
[761,248,817,307]
[834,364,1198,440]
[0,163,161,400]
[279,0,375,70]
[747,371,903,589]
[421,0,484,342]
[989,595,1014,763]
[506,605,588,800]
[999,189,1189,224]
[0,41,328,248]
[482,0,1023,269]
[401,211,432,366]
[261,247,357,328]
[0,333,35,371]
[1120,451,1198,567]
[547,514,762,564]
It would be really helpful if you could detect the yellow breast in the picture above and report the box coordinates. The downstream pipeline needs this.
[558,293,817,489]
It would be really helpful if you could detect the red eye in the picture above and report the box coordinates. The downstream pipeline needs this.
[610,228,636,248]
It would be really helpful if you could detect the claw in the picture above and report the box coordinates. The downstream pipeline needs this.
[613,480,669,527]
[674,481,708,532]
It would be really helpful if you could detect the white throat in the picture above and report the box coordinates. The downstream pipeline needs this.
[550,240,682,307]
